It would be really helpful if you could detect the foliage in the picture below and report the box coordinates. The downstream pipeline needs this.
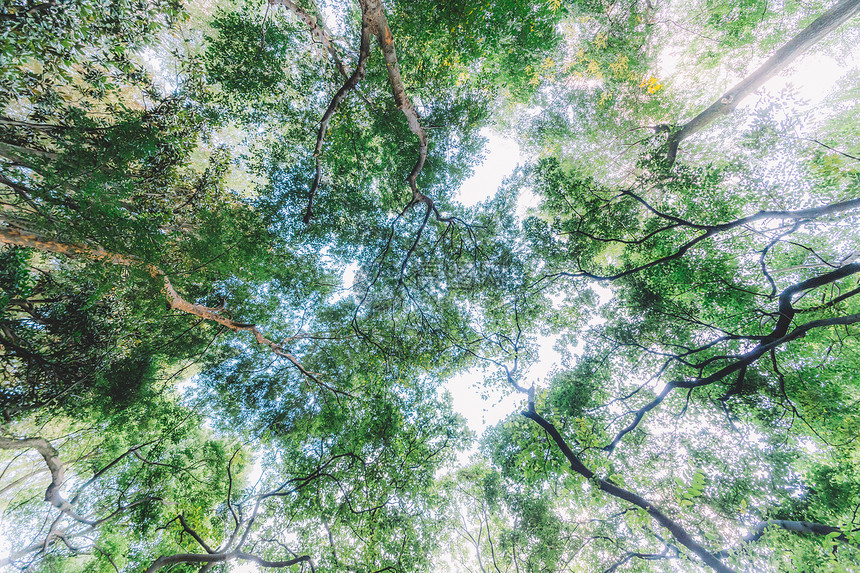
[2,0,860,572]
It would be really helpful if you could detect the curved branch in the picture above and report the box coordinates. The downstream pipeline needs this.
[0,436,80,517]
[178,515,215,554]
[602,548,677,573]
[144,551,312,573]
[362,0,428,196]
[272,0,349,77]
[607,309,860,452]
[564,197,860,282]
[303,8,372,224]
[765,262,860,343]
[0,225,342,394]
[0,433,159,566]
[521,401,735,573]
[715,520,853,558]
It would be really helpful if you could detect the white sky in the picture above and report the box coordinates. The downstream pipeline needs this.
[458,129,523,208]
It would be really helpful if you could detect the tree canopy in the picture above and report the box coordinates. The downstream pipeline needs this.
[2,0,860,571]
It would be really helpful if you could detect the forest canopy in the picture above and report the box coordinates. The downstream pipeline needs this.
[1,0,860,571]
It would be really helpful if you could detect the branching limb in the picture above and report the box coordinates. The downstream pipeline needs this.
[557,197,860,282]
[0,436,93,525]
[521,398,735,573]
[607,307,860,452]
[0,225,341,394]
[359,0,452,279]
[271,0,349,77]
[0,435,157,566]
[602,547,678,573]
[178,515,216,554]
[362,0,427,197]
[303,7,372,224]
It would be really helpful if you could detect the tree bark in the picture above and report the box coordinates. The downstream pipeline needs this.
[666,0,860,165]
[362,0,428,196]
[0,436,73,515]
[0,225,335,392]
[271,0,349,77]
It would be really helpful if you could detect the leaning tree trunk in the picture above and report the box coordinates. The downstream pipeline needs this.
[665,0,860,165]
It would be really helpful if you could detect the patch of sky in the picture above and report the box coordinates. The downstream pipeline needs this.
[457,128,522,209]
[139,47,179,95]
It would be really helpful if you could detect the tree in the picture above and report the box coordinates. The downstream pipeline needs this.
[2,0,860,571]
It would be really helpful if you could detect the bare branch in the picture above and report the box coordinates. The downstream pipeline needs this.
[554,197,860,282]
[607,306,860,452]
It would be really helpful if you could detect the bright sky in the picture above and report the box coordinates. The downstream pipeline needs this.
[458,129,523,208]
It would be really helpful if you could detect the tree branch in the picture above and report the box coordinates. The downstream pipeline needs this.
[559,196,860,282]
[665,0,860,165]
[714,520,854,558]
[303,6,372,224]
[0,436,94,525]
[144,551,312,573]
[521,401,735,573]
[607,308,860,452]
[271,0,349,77]
[362,0,428,197]
[0,225,342,395]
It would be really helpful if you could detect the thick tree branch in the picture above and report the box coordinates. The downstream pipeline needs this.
[0,225,340,394]
[0,436,161,568]
[607,306,860,452]
[521,400,735,573]
[765,262,860,343]
[178,515,215,554]
[362,0,428,197]
[144,551,312,573]
[0,436,85,520]
[665,0,860,165]
[0,141,59,165]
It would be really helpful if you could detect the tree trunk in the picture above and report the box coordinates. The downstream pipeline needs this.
[666,0,860,165]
